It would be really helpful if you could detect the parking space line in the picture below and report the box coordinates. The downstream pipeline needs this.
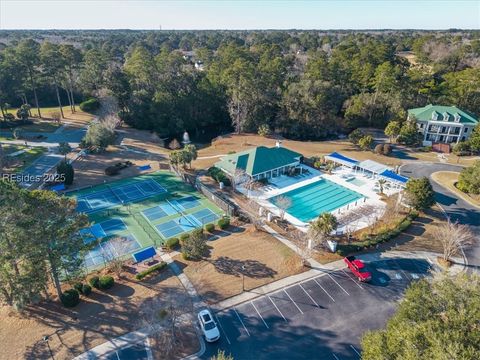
[350,345,361,357]
[268,295,287,322]
[391,258,410,280]
[299,283,320,308]
[115,351,121,360]
[341,269,364,290]
[327,274,350,295]
[314,278,335,302]
[332,353,340,360]
[233,308,251,337]
[213,313,231,344]
[283,289,304,314]
[251,301,269,329]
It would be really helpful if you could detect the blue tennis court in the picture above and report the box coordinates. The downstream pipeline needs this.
[83,234,141,268]
[155,215,201,239]
[76,179,167,213]
[142,203,178,221]
[173,196,201,211]
[81,218,127,242]
[190,208,221,226]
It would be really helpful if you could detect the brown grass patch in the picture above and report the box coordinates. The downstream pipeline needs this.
[0,269,192,360]
[193,133,404,170]
[174,225,305,304]
[70,145,168,190]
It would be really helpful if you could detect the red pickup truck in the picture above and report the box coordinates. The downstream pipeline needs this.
[344,256,372,282]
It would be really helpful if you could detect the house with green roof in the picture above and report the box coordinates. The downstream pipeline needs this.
[408,104,478,144]
[215,143,303,181]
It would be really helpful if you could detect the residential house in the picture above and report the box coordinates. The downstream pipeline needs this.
[408,104,478,144]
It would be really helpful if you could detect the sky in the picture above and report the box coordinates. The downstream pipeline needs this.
[0,0,479,30]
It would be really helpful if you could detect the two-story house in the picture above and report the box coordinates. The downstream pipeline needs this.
[408,104,478,145]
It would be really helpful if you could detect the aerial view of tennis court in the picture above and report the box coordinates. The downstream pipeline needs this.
[69,171,224,269]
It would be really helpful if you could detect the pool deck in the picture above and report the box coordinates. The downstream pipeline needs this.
[238,165,401,234]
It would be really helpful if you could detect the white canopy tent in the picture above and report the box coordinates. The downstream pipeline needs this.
[357,160,391,176]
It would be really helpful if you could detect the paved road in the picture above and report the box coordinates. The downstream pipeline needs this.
[201,255,432,360]
[400,162,480,270]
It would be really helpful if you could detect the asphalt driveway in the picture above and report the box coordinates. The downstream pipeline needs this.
[400,162,480,270]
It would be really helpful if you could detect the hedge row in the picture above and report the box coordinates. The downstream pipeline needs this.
[165,237,180,250]
[217,217,230,230]
[336,211,418,256]
[88,275,115,290]
[208,167,231,186]
[79,98,100,112]
[135,262,167,280]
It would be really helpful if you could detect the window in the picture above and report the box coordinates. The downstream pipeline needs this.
[443,112,449,121]
[464,128,468,133]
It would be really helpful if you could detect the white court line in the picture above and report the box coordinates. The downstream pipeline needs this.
[327,274,350,295]
[233,308,251,337]
[283,289,304,314]
[268,296,287,322]
[251,301,269,329]
[332,354,340,360]
[314,278,335,302]
[299,284,320,308]
[213,314,231,344]
[115,350,121,360]
[350,345,361,357]
[341,269,364,290]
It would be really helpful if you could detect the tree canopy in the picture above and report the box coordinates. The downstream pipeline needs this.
[362,273,480,360]
[0,30,479,141]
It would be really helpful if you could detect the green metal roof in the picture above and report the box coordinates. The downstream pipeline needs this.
[215,146,302,176]
[408,104,478,125]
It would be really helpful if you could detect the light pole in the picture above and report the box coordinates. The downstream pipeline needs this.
[43,336,54,360]
[242,265,246,292]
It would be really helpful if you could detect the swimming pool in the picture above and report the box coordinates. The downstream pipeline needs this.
[270,178,363,223]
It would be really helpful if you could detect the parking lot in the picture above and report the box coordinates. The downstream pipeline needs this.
[201,255,432,360]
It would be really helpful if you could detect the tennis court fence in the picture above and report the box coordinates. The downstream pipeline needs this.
[182,174,237,217]
[129,209,164,246]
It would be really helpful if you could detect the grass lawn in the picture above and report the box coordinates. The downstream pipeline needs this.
[5,105,95,127]
[173,224,305,304]
[431,171,480,208]
[0,268,196,360]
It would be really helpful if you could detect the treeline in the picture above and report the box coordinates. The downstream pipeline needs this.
[0,30,479,140]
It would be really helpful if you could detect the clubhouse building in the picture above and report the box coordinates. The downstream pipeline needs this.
[409,104,478,144]
[215,143,303,181]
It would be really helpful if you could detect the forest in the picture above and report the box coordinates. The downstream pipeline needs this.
[0,29,479,141]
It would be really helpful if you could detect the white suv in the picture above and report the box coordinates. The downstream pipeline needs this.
[197,309,220,342]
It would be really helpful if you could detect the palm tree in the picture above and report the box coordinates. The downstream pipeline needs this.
[309,212,338,246]
[377,179,388,194]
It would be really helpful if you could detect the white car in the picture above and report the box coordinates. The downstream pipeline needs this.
[197,309,220,342]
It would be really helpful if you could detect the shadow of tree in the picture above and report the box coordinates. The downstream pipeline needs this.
[210,256,278,279]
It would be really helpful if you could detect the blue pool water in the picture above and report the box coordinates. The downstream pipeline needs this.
[270,178,363,223]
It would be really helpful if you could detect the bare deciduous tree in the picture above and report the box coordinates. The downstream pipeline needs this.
[275,195,292,220]
[290,230,311,266]
[100,236,131,276]
[232,168,246,190]
[432,220,475,262]
[138,298,186,359]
